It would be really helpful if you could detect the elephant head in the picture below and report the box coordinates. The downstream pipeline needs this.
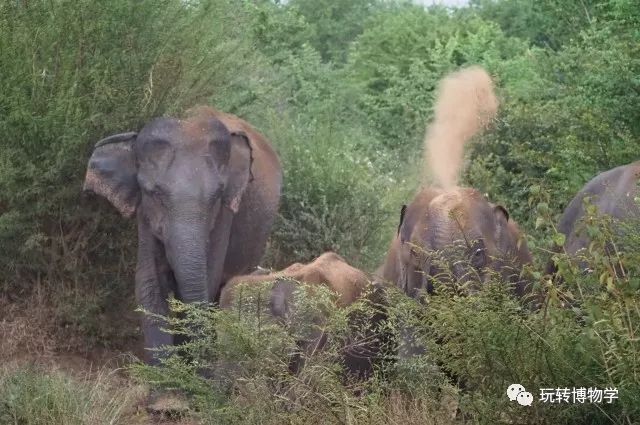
[396,187,532,298]
[83,109,254,305]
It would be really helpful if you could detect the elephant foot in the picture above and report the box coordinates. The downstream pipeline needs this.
[146,389,190,420]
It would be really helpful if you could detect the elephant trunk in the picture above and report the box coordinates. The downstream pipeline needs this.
[166,220,210,304]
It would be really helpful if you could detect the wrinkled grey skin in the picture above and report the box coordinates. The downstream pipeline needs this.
[549,161,640,273]
[83,107,282,364]
[378,187,532,358]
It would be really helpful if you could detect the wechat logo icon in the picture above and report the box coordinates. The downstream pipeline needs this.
[507,384,533,406]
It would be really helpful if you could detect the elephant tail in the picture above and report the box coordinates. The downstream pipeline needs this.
[423,66,499,189]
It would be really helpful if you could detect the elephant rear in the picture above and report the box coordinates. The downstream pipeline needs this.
[556,161,640,259]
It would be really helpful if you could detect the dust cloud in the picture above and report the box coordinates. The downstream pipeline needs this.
[423,66,499,188]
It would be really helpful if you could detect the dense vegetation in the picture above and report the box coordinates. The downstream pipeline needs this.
[1,0,639,424]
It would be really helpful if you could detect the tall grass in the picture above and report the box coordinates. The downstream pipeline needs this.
[0,365,142,425]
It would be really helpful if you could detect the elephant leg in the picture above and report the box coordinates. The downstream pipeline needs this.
[222,190,277,282]
[136,216,172,365]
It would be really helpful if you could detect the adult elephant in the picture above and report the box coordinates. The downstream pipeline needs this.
[378,187,533,299]
[377,67,532,299]
[221,252,388,379]
[548,161,640,274]
[83,106,282,364]
[376,188,532,360]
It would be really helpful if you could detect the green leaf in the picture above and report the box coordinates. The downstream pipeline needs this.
[553,233,566,247]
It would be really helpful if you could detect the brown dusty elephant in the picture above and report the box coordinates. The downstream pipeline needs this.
[376,67,532,300]
[376,188,532,360]
[83,106,282,364]
[375,67,533,360]
[378,187,533,299]
[221,252,369,309]
[221,252,387,378]
[548,160,640,274]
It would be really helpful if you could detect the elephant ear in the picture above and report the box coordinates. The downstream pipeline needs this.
[397,204,407,236]
[83,132,139,218]
[223,131,254,213]
[399,204,416,245]
[492,204,510,248]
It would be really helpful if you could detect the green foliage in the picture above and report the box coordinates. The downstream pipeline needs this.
[265,112,405,269]
[4,0,640,423]
[289,0,383,63]
[131,283,455,425]
[347,4,529,149]
[465,22,640,236]
[134,212,640,424]
[472,0,640,49]
[0,365,137,425]
[0,0,266,345]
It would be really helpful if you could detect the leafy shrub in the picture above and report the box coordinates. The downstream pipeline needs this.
[263,112,407,270]
[465,20,640,238]
[134,210,640,425]
[347,4,529,150]
[0,0,266,346]
[131,282,457,425]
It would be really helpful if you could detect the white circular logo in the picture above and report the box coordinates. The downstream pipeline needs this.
[507,383,526,402]
[517,391,533,406]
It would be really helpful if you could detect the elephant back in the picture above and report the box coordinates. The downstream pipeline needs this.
[558,160,640,256]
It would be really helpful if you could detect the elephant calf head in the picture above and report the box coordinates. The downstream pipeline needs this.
[385,187,532,299]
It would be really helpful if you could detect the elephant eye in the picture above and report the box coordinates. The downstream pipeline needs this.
[141,183,166,198]
[208,185,224,203]
[471,247,486,268]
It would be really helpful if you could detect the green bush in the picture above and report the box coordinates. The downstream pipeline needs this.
[134,212,640,424]
[346,4,529,151]
[264,112,407,270]
[464,5,640,240]
[0,0,268,346]
[131,283,456,425]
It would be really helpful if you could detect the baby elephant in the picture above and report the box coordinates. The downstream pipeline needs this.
[220,252,368,309]
[220,252,384,378]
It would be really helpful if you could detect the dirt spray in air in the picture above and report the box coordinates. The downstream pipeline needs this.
[423,66,499,189]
